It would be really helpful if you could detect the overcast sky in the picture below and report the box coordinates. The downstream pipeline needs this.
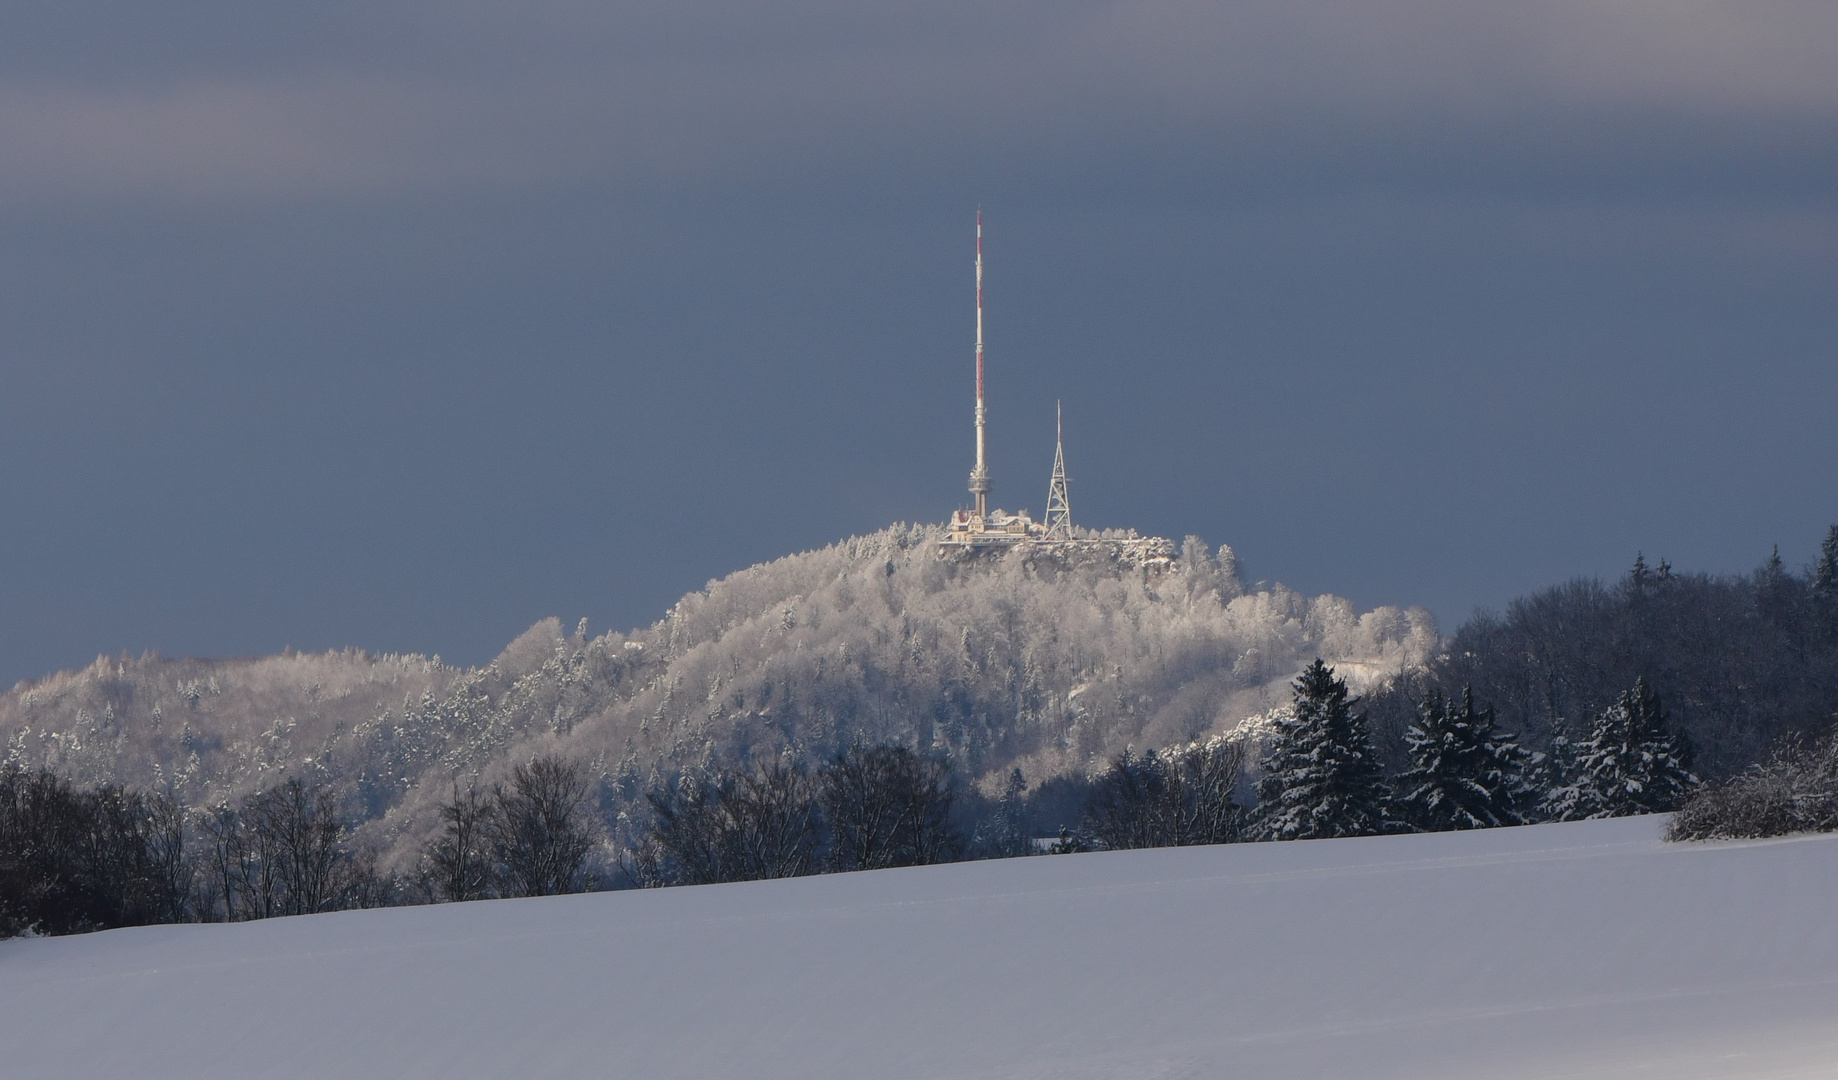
[3,2,1836,686]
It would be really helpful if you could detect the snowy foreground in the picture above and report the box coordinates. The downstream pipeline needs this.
[7,818,1838,1080]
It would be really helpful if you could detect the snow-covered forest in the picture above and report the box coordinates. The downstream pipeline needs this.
[0,525,1435,873]
[9,521,1838,927]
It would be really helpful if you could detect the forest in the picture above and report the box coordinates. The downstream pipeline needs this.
[0,526,1434,877]
[4,523,1837,935]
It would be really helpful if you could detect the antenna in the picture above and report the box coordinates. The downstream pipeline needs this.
[968,210,990,519]
[1045,400,1072,540]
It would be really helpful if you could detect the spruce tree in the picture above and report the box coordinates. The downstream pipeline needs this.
[1395,687,1529,831]
[1816,525,1838,599]
[1534,725,1584,822]
[1755,545,1798,629]
[1568,678,1697,817]
[1252,659,1392,840]
[1763,545,1786,582]
[980,767,1032,858]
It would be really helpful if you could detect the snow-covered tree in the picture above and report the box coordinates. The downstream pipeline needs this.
[1252,660,1392,840]
[1669,725,1838,841]
[1628,552,1652,593]
[1553,678,1697,819]
[1395,688,1530,831]
[1531,725,1581,823]
[0,525,1440,876]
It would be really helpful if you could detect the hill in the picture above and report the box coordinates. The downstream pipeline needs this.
[0,526,1436,870]
[4,816,1835,1078]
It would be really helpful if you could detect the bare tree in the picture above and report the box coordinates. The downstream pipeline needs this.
[1086,739,1244,850]
[201,802,254,921]
[248,779,345,915]
[637,756,819,885]
[636,773,728,886]
[489,757,594,897]
[204,777,362,920]
[820,744,961,871]
[142,794,193,923]
[0,768,194,936]
[425,783,496,902]
[79,786,192,926]
[724,758,821,880]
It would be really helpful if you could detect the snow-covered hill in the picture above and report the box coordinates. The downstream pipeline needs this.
[0,526,1436,870]
[6,817,1836,1079]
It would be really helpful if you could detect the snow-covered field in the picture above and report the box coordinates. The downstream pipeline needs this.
[6,817,1837,1079]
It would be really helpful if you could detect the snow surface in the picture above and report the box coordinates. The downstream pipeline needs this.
[6,817,1838,1079]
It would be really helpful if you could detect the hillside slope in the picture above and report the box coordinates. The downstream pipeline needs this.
[0,526,1435,868]
[6,818,1836,1079]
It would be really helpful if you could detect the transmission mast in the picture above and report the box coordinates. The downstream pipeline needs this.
[967,211,991,519]
[1045,400,1072,540]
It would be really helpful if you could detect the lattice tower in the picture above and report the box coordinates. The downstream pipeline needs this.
[1045,400,1072,540]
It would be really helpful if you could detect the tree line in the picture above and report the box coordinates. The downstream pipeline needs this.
[0,653,1812,937]
[1058,657,1701,850]
[1367,527,1838,780]
[614,649,1710,884]
[0,756,602,937]
[9,527,1837,936]
[625,744,962,886]
[0,526,1435,879]
[0,769,189,937]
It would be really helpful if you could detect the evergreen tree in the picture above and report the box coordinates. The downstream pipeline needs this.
[1816,525,1838,600]
[1754,545,1804,637]
[1395,687,1529,831]
[1564,678,1698,818]
[1252,659,1392,840]
[1762,545,1786,583]
[1532,724,1582,822]
[978,767,1033,859]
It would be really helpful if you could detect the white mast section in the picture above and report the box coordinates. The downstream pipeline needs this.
[968,211,990,519]
[1045,400,1072,540]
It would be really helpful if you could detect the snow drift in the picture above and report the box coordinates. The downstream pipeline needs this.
[6,817,1836,1079]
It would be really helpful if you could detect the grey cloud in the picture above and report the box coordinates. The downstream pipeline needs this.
[2,2,1835,205]
[2,2,1836,696]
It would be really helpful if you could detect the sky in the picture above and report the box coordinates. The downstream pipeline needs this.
[3,2,1836,687]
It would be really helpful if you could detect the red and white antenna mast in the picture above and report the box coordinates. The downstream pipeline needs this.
[968,210,991,519]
